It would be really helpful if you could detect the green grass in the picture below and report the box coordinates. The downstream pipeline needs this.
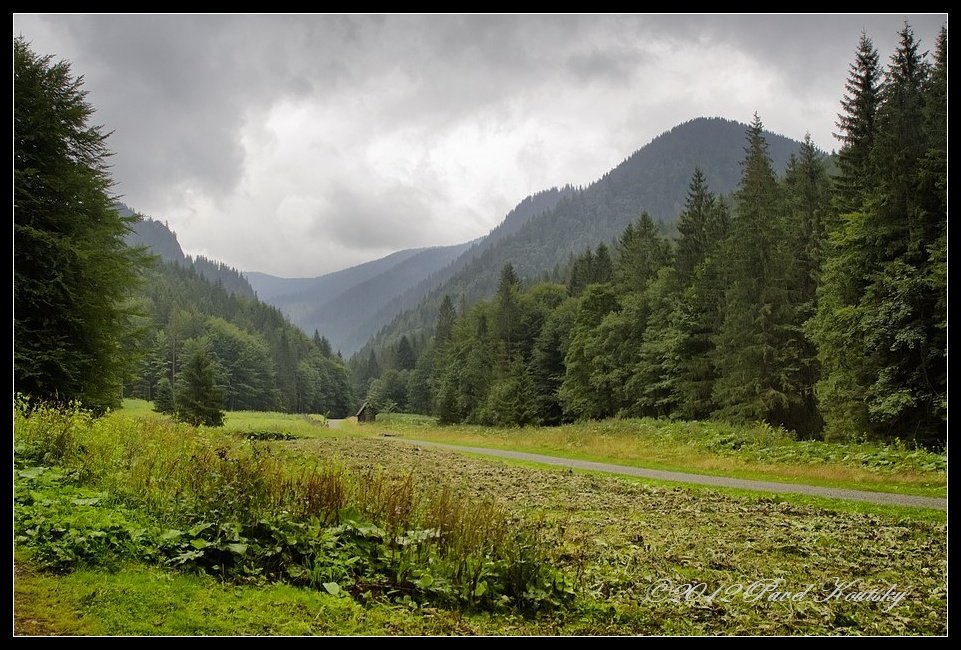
[14,558,517,635]
[358,414,946,498]
[285,436,947,635]
[455,452,946,524]
[121,399,332,439]
[16,401,573,618]
[16,403,947,635]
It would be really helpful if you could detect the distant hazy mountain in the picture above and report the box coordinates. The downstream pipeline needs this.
[247,242,475,354]
[359,117,806,356]
[121,204,256,299]
[246,185,575,354]
[247,248,425,303]
[122,205,188,266]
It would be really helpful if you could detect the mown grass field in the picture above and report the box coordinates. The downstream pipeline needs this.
[14,402,947,636]
[355,413,946,498]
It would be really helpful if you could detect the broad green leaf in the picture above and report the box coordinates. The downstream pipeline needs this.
[323,582,342,596]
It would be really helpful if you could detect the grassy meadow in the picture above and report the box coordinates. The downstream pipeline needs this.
[357,414,946,498]
[14,401,947,635]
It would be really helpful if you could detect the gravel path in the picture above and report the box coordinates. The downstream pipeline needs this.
[384,437,946,510]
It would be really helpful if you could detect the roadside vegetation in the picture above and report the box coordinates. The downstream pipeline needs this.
[361,414,946,497]
[15,399,574,620]
[15,402,947,635]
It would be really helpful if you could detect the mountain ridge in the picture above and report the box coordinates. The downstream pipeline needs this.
[355,116,807,358]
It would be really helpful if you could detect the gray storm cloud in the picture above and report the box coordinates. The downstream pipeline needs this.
[13,13,946,277]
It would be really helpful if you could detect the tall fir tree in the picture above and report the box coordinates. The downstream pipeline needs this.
[811,23,944,443]
[174,341,226,427]
[781,135,832,435]
[834,32,882,214]
[559,284,621,420]
[674,168,728,284]
[670,170,731,419]
[434,294,458,348]
[712,114,807,432]
[495,263,521,358]
[614,213,672,292]
[14,37,149,411]
[154,376,175,415]
[395,335,416,371]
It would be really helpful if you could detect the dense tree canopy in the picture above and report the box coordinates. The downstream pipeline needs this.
[14,37,148,412]
[350,22,945,447]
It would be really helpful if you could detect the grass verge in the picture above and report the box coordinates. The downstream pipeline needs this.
[353,414,945,498]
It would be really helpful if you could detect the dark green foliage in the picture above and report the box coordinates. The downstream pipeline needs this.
[494,263,521,357]
[154,377,175,415]
[405,365,434,415]
[361,118,802,370]
[394,336,416,371]
[711,115,811,433]
[529,300,577,425]
[614,213,673,292]
[781,135,833,436]
[126,216,256,299]
[567,244,614,296]
[14,37,149,412]
[132,260,353,417]
[477,357,537,427]
[834,33,882,214]
[810,23,945,445]
[174,341,226,427]
[624,269,683,418]
[313,330,333,358]
[368,369,409,413]
[206,317,276,411]
[347,26,943,445]
[674,168,729,284]
[559,285,621,420]
[190,255,257,300]
[434,294,458,348]
[671,172,731,419]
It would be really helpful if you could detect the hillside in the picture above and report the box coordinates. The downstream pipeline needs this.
[247,242,474,353]
[246,186,573,354]
[122,205,256,300]
[360,116,804,354]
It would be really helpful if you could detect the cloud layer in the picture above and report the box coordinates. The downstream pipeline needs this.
[13,14,946,276]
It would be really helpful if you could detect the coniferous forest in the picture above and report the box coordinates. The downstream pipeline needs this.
[14,24,946,442]
[356,25,946,447]
[13,17,947,637]
[14,35,353,423]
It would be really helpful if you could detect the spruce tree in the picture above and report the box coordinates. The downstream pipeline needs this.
[435,295,458,348]
[674,168,727,284]
[174,341,226,427]
[14,37,148,411]
[529,299,577,425]
[834,32,882,214]
[712,115,804,431]
[559,284,620,420]
[671,170,730,419]
[781,135,832,435]
[154,377,175,415]
[495,263,521,357]
[395,336,416,371]
[614,213,671,292]
[811,23,944,443]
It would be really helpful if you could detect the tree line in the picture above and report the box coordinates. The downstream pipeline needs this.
[356,25,946,446]
[128,260,354,423]
[14,35,352,425]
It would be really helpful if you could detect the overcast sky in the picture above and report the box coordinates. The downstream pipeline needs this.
[13,14,946,277]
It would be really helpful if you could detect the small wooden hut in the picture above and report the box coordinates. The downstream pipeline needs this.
[356,400,376,423]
